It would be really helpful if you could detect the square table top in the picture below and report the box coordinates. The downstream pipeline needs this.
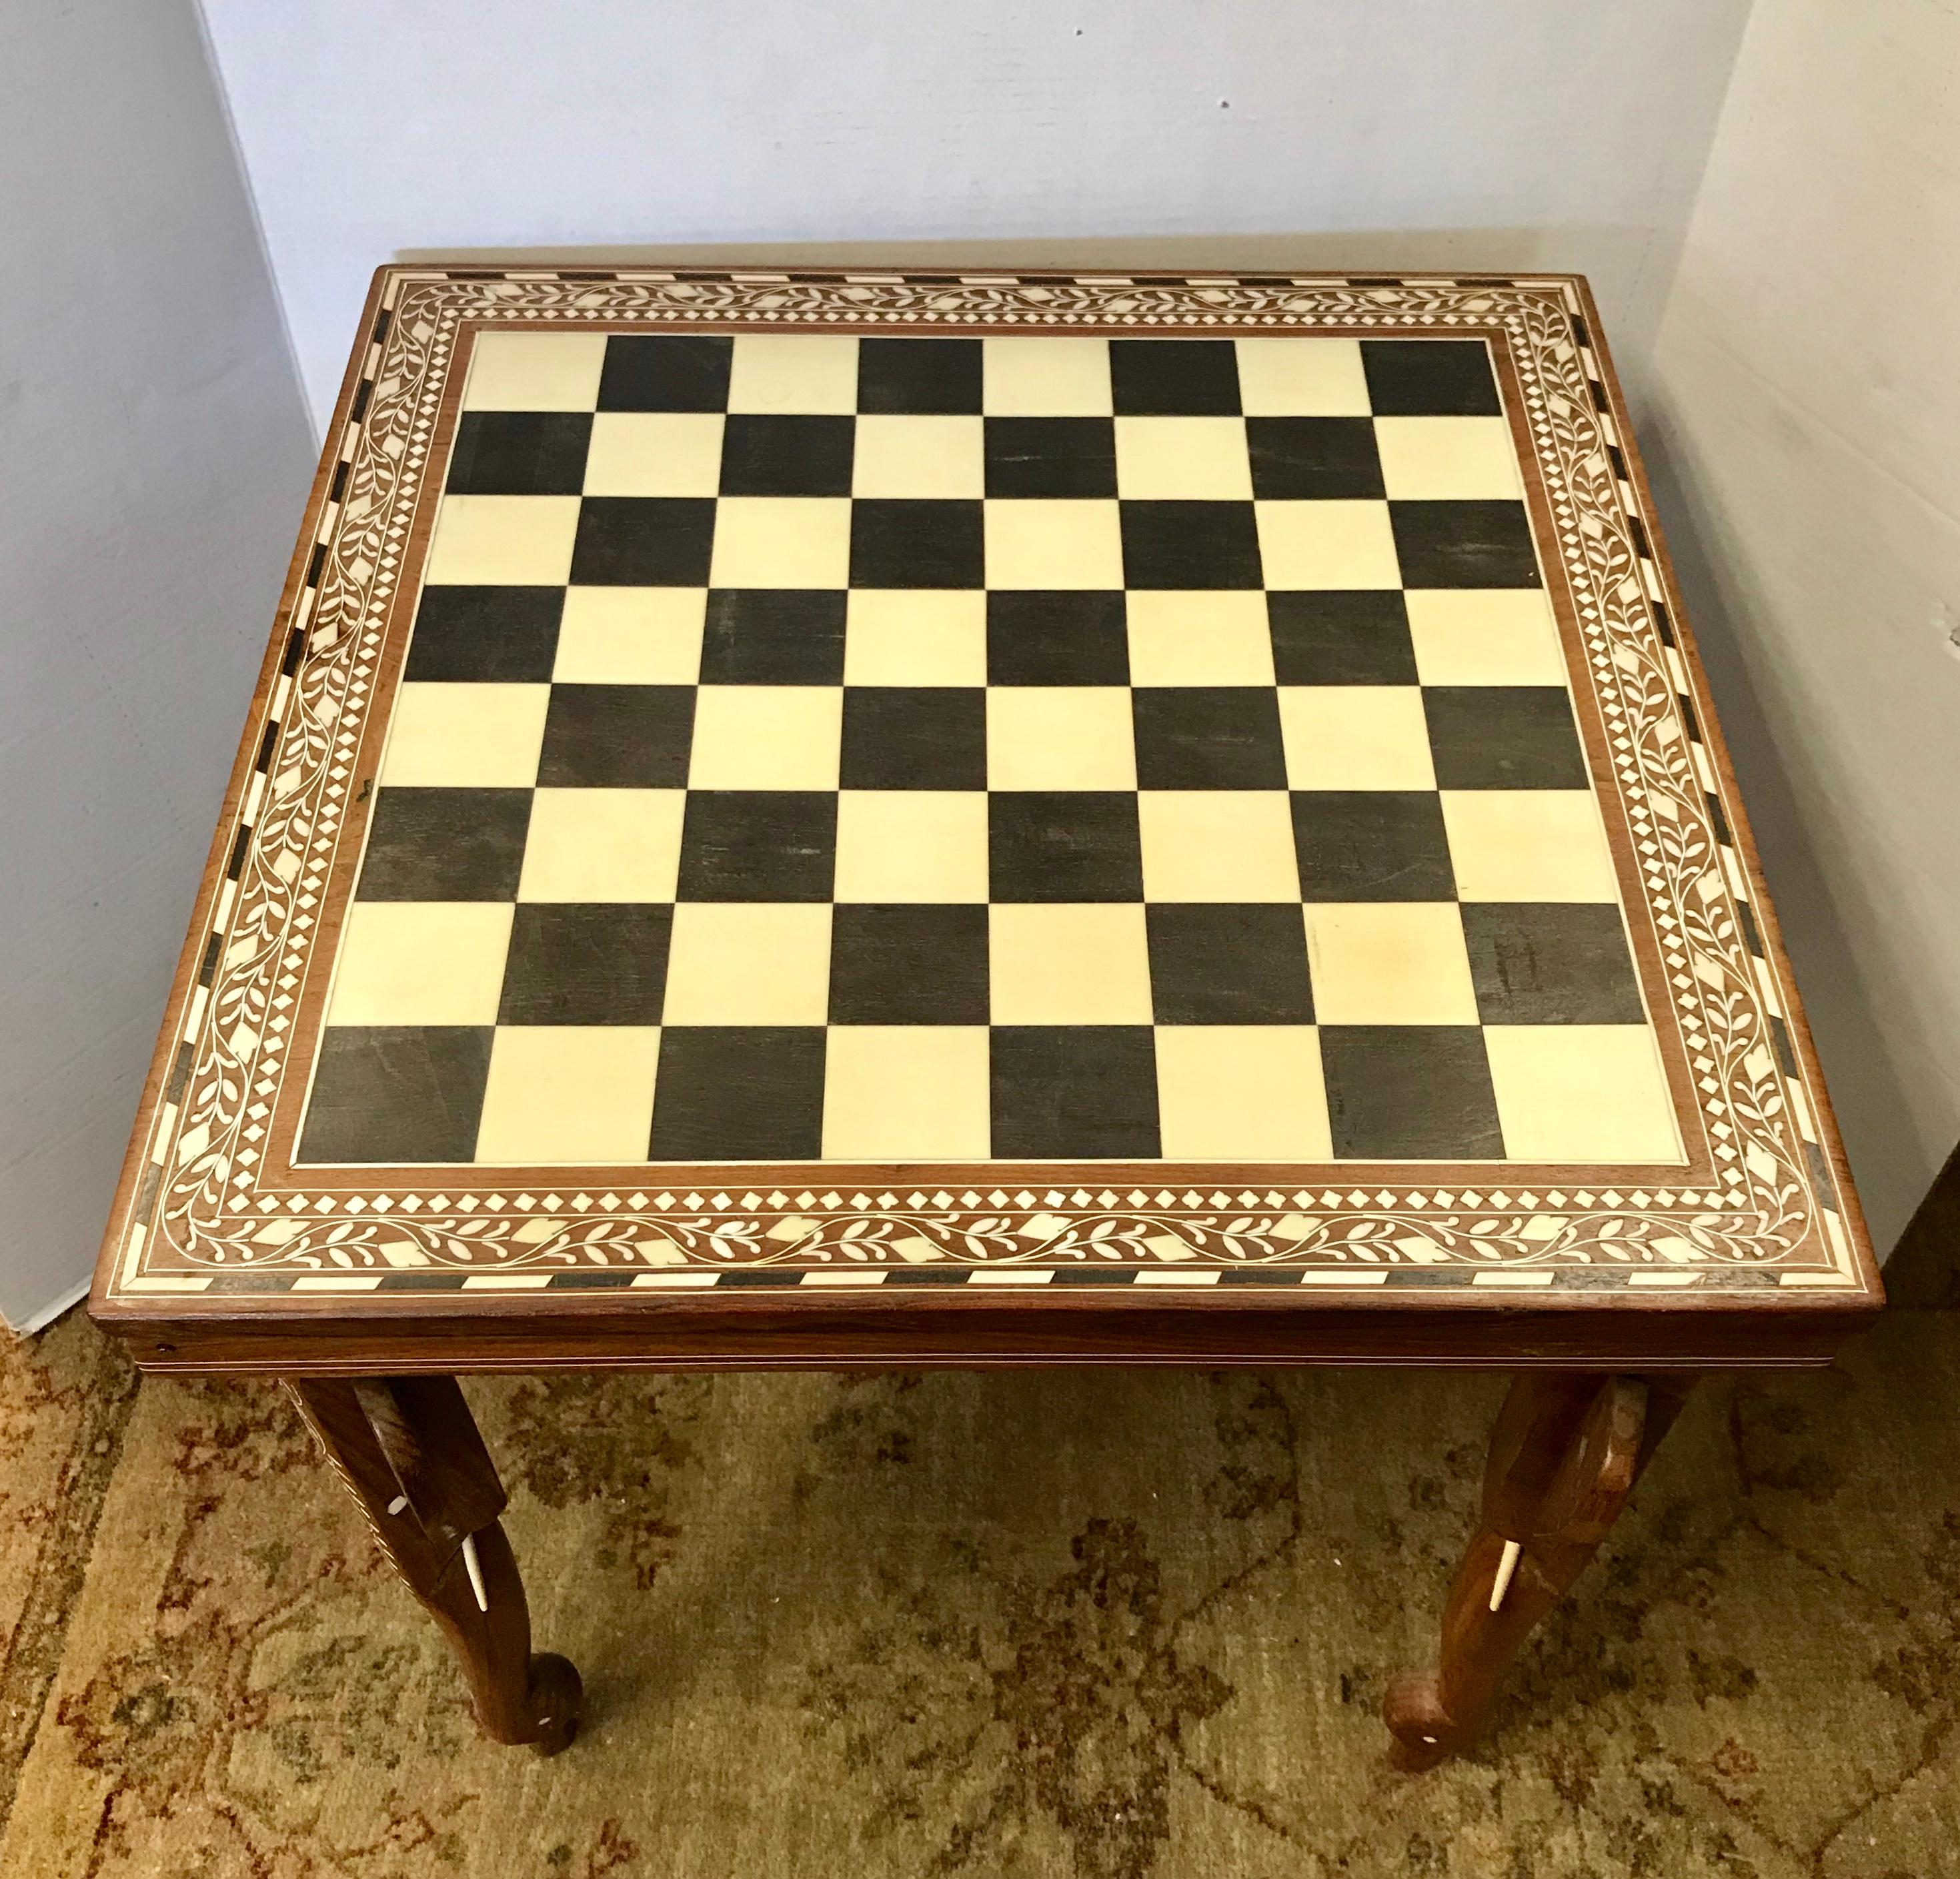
[91,267,1881,1373]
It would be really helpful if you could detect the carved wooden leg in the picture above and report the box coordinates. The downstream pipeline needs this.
[287,1375,582,1754]
[1384,1371,1692,1770]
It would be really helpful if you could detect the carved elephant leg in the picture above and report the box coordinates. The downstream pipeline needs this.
[1384,1371,1692,1770]
[287,1375,581,1754]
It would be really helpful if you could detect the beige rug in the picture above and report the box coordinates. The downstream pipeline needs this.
[1,1306,1955,1878]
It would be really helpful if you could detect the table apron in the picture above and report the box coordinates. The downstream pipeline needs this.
[91,1289,1877,1375]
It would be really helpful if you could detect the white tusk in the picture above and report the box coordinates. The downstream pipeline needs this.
[461,1532,489,1613]
[1489,1539,1522,1612]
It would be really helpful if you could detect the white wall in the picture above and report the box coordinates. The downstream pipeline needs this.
[200,0,1755,435]
[1644,0,1960,1251]
[0,3,315,1327]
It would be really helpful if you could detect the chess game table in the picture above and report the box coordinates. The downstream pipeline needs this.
[92,267,1881,1768]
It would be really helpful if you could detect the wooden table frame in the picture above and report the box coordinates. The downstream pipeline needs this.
[92,266,1883,1767]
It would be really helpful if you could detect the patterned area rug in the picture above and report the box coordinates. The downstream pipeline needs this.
[1,1308,1955,1879]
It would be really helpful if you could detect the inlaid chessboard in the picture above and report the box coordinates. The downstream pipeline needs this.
[94,269,1877,1309]
[303,325,1677,1169]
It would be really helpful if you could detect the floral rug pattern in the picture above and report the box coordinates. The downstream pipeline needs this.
[1,1309,1957,1878]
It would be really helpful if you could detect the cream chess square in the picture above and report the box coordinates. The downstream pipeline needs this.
[708,496,852,588]
[379,682,549,788]
[462,331,608,412]
[1440,791,1619,902]
[852,416,985,499]
[473,1027,662,1163]
[727,334,860,414]
[582,412,725,498]
[552,588,706,684]
[982,337,1114,416]
[842,590,988,686]
[1138,792,1300,902]
[516,789,686,902]
[1405,590,1566,687]
[987,687,1136,789]
[984,499,1126,589]
[1114,418,1254,500]
[327,902,513,1027]
[661,904,832,1025]
[1484,1025,1685,1163]
[425,495,581,585]
[822,1027,991,1159]
[989,904,1153,1023]
[1372,417,1525,500]
[1278,686,1436,790]
[834,792,989,902]
[688,686,842,790]
[1304,903,1479,1025]
[1155,1027,1332,1159]
[1235,337,1371,417]
[1254,500,1402,588]
[1125,593,1276,686]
